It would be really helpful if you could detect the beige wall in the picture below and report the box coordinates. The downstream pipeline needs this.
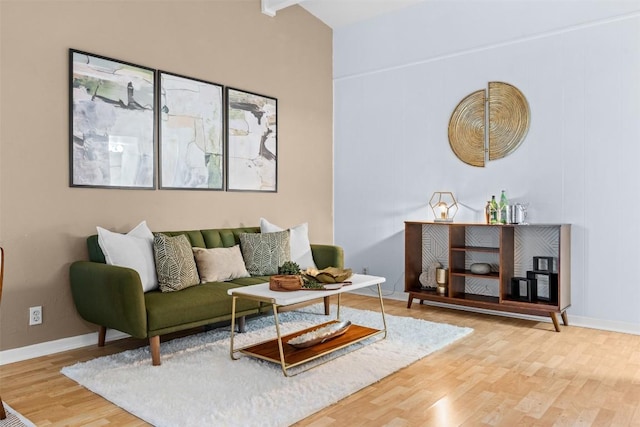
[0,0,333,351]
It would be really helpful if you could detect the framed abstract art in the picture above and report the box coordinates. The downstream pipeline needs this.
[159,71,224,190]
[226,87,277,192]
[69,49,156,189]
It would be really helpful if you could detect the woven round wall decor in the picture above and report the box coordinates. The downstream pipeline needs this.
[488,82,530,161]
[448,82,530,167]
[447,89,486,167]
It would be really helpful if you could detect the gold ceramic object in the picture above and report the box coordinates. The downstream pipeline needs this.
[303,267,353,283]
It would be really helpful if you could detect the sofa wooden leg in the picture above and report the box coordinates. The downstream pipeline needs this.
[237,316,246,333]
[150,336,161,366]
[98,326,107,347]
[323,296,331,315]
[0,398,6,420]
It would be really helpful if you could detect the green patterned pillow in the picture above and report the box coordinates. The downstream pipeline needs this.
[153,233,200,292]
[239,231,290,276]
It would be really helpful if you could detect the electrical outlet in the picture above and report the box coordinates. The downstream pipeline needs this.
[29,306,42,326]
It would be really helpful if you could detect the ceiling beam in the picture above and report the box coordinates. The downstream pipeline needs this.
[261,0,303,17]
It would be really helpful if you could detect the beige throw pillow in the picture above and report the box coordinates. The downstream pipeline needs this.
[193,245,250,283]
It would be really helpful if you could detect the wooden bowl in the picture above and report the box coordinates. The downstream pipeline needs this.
[269,275,303,291]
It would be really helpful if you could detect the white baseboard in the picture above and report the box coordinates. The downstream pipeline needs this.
[566,315,640,335]
[0,329,129,366]
[2,294,639,365]
[351,289,640,336]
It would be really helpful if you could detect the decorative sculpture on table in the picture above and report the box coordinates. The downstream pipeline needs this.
[448,82,530,167]
[419,261,442,290]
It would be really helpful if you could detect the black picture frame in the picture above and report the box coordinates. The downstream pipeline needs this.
[533,256,554,273]
[69,49,156,189]
[510,277,536,302]
[527,271,558,303]
[225,87,277,192]
[158,71,225,190]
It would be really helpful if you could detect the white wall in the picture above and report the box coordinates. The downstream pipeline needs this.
[334,1,640,331]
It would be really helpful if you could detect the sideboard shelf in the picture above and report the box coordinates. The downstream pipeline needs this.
[405,221,571,331]
[451,271,500,279]
[451,246,499,253]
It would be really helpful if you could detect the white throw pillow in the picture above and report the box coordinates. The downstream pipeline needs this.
[259,218,317,269]
[193,245,250,283]
[97,221,158,292]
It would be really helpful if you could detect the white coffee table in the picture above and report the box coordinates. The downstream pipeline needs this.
[228,274,387,376]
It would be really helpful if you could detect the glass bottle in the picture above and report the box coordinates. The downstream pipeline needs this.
[499,190,508,224]
[484,201,491,224]
[489,195,498,224]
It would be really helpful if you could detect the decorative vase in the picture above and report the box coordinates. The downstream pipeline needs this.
[436,267,448,295]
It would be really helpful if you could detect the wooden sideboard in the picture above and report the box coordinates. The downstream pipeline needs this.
[405,221,571,331]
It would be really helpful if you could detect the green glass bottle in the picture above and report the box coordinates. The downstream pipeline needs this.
[499,190,508,224]
[489,195,498,224]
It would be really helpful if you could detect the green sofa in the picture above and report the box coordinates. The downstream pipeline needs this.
[69,226,344,366]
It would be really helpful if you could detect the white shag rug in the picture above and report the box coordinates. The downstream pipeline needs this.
[62,305,472,427]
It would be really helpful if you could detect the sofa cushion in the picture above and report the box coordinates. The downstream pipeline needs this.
[239,230,290,276]
[144,282,262,332]
[97,221,158,292]
[227,275,271,286]
[192,245,250,283]
[159,230,206,248]
[153,233,200,292]
[201,227,260,249]
[260,218,317,269]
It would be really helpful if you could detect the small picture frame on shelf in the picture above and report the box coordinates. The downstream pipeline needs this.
[527,271,558,303]
[510,277,536,302]
[533,256,554,273]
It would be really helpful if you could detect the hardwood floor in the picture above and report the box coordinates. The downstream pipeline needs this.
[2,294,639,426]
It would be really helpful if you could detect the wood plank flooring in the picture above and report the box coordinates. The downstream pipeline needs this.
[1,294,639,426]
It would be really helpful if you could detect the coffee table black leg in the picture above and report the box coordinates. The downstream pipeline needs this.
[236,316,246,333]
